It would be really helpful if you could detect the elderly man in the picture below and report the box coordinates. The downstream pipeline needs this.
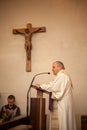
[35,61,77,130]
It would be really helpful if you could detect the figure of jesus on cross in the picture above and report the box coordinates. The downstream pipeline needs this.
[13,23,46,72]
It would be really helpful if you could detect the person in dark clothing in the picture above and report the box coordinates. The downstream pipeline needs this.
[0,95,20,121]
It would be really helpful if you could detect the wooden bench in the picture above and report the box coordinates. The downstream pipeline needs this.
[0,115,29,130]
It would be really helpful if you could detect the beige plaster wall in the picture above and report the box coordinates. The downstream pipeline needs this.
[0,0,87,129]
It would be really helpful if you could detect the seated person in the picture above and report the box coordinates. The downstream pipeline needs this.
[0,95,20,121]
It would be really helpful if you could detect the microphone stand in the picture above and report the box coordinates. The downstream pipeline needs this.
[26,72,50,123]
[26,76,35,118]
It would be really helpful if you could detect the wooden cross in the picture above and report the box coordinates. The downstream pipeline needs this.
[13,23,46,72]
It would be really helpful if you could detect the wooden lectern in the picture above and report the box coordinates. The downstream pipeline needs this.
[29,86,50,130]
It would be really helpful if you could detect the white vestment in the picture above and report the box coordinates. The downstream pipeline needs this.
[40,69,77,130]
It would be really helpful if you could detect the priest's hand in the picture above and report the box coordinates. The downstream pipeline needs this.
[34,84,40,88]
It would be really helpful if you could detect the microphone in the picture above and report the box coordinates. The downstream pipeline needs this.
[32,72,50,80]
[26,72,50,117]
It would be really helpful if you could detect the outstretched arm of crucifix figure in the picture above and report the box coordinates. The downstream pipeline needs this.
[13,23,46,72]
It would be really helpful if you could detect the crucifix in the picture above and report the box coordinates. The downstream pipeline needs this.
[13,23,46,72]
